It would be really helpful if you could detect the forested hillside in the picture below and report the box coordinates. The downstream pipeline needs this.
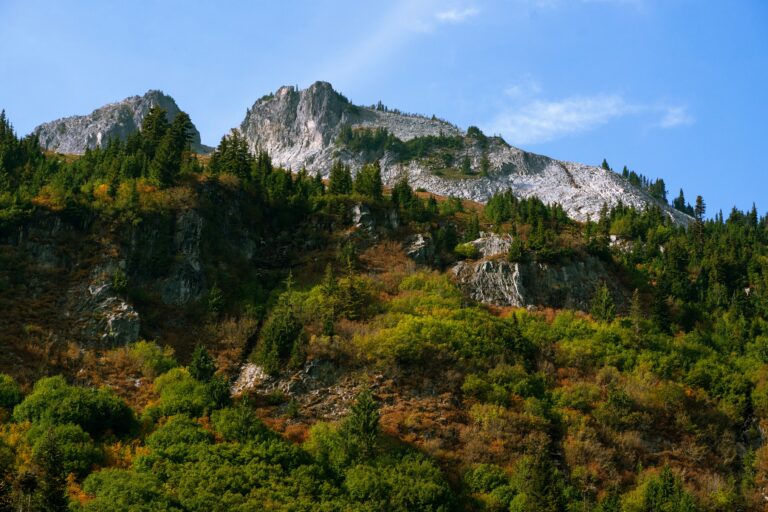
[1,106,768,511]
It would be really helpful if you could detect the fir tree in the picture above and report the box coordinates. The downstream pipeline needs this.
[461,155,472,175]
[591,282,616,322]
[328,160,353,195]
[189,344,216,383]
[465,212,480,242]
[353,161,383,200]
[342,388,380,461]
[34,429,68,512]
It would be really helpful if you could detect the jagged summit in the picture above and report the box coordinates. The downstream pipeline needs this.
[239,81,691,224]
[33,90,210,154]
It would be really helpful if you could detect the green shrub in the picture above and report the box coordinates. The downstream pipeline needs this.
[210,406,270,443]
[454,242,479,259]
[82,469,181,511]
[144,368,214,420]
[143,415,213,462]
[127,341,177,378]
[464,464,508,493]
[13,376,135,437]
[28,423,102,477]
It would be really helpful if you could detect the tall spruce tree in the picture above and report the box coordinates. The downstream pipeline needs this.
[328,160,353,195]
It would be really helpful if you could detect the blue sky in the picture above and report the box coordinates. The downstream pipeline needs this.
[1,0,766,215]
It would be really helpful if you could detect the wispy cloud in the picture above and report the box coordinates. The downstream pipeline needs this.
[658,106,694,128]
[313,0,479,86]
[485,79,693,145]
[435,7,479,23]
[503,76,542,99]
[486,94,637,144]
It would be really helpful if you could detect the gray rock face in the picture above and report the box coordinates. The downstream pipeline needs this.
[33,90,210,154]
[239,81,691,224]
[160,210,205,306]
[403,233,435,264]
[452,233,625,311]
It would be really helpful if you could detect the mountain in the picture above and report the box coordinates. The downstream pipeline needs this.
[240,81,691,223]
[33,90,211,154]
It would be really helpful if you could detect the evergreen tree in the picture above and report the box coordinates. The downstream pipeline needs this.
[391,176,414,209]
[353,161,383,200]
[328,160,353,195]
[257,293,304,375]
[461,155,472,175]
[140,106,170,160]
[342,388,380,461]
[591,282,616,322]
[465,212,480,242]
[189,344,216,383]
[34,429,68,512]
[208,129,254,179]
[150,111,193,186]
[601,159,611,171]
[480,155,490,177]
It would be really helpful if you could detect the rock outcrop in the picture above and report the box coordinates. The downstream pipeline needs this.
[239,81,691,224]
[452,233,626,310]
[34,90,210,154]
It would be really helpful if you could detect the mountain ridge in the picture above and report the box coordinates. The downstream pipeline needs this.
[33,90,211,154]
[238,81,692,224]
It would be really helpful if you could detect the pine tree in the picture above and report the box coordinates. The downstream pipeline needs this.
[591,282,616,322]
[189,344,216,382]
[391,176,413,209]
[328,160,353,195]
[34,429,68,512]
[601,159,611,171]
[208,129,253,179]
[343,388,380,460]
[461,155,472,175]
[353,161,383,200]
[465,212,480,242]
[140,106,170,160]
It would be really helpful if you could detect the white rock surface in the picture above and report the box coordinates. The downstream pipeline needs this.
[239,81,692,224]
[34,90,210,154]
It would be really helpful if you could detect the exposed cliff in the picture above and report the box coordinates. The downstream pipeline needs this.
[239,81,691,224]
[33,90,211,154]
[447,232,626,310]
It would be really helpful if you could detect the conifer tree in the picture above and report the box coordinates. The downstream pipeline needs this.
[591,282,616,323]
[209,129,253,179]
[461,155,472,175]
[391,175,413,209]
[342,388,380,460]
[353,161,383,200]
[328,160,353,195]
[34,429,68,512]
[189,344,216,383]
[465,212,480,242]
[140,106,170,160]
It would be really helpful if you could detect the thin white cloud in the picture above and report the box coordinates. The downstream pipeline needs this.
[486,94,638,145]
[658,106,694,128]
[436,7,479,23]
[313,0,478,86]
[504,77,542,99]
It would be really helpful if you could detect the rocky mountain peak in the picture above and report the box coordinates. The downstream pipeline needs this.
[33,90,209,154]
[238,82,692,224]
